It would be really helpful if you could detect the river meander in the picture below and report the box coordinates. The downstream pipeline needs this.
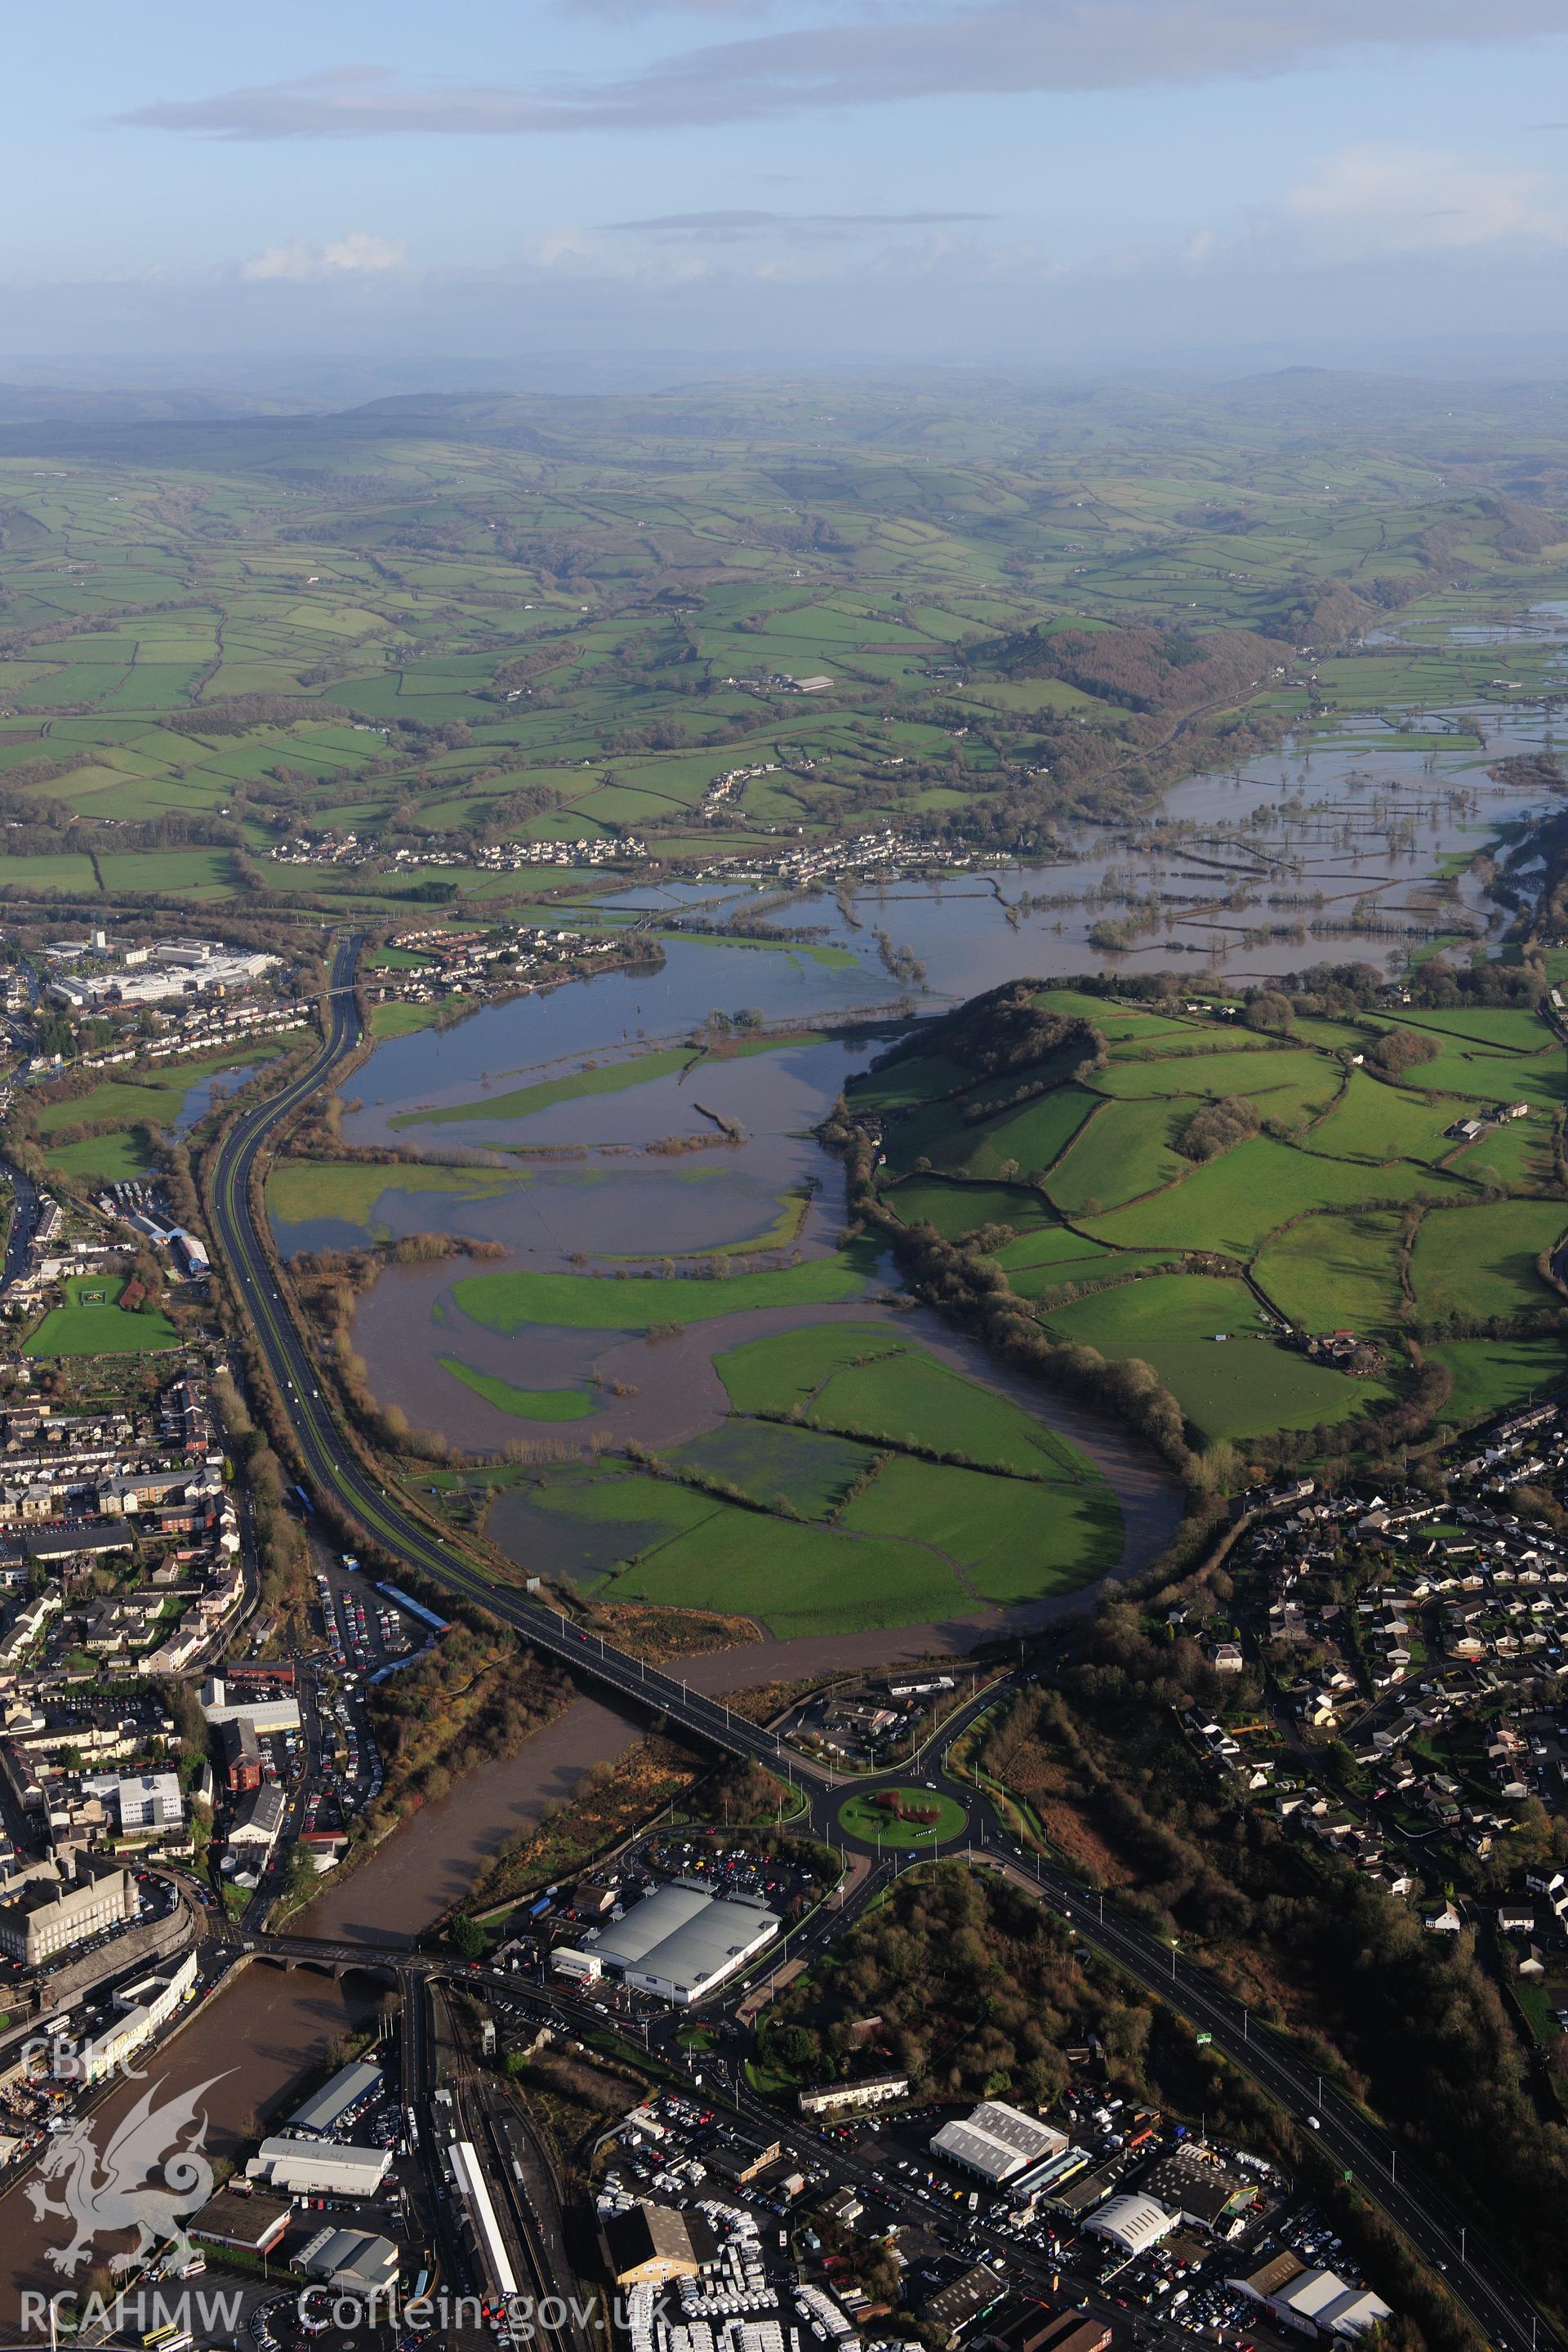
[273,692,1563,1474]
[260,684,1564,1934]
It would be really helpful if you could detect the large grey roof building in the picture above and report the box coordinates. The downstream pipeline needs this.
[587,1880,780,2005]
[1083,2194,1176,2257]
[298,2226,400,2297]
[287,2059,383,2136]
[246,2138,390,2197]
[930,2102,1069,2184]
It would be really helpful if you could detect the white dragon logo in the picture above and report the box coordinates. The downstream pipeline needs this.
[25,2073,230,2277]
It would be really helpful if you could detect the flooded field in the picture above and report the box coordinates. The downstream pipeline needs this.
[267,693,1565,1472]
[172,1058,266,1137]
[252,680,1560,1952]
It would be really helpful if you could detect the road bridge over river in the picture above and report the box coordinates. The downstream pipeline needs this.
[198,942,1561,2352]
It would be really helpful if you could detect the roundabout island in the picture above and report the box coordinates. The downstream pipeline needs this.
[836,1784,969,1851]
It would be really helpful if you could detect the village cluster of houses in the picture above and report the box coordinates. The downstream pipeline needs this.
[368,920,625,1015]
[271,831,645,869]
[700,826,969,888]
[75,999,309,1073]
[701,762,779,818]
[1183,1401,1568,1981]
[0,1379,243,1680]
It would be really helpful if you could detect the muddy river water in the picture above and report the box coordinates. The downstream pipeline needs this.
[0,1962,383,2332]
[8,641,1564,2336]
[265,686,1557,1941]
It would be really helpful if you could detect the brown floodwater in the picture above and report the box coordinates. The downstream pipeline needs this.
[292,1437,1174,1959]
[292,1695,645,1946]
[309,1289,1182,1951]
[2,1962,381,2331]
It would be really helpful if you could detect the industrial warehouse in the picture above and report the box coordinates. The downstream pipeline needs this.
[554,1880,781,2005]
[930,2101,1070,2185]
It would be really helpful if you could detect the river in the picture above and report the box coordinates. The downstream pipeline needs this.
[263,677,1557,1944]
[0,1962,384,2332]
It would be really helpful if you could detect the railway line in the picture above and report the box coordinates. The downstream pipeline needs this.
[203,941,1564,2352]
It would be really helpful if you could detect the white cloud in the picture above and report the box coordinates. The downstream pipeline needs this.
[1285,143,1568,256]
[241,228,408,282]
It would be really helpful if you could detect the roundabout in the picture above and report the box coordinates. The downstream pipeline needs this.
[836,1784,969,1851]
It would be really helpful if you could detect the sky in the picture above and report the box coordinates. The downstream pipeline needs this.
[6,0,1568,386]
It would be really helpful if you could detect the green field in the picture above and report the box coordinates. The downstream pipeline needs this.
[962,1084,1100,1176]
[1254,1212,1407,1338]
[837,1787,968,1848]
[269,1157,528,1229]
[715,1322,1096,1481]
[1090,1044,1336,1103]
[1048,1098,1187,1213]
[1303,1072,1461,1165]
[390,1045,697,1129]
[886,1174,1052,1239]
[835,1454,1120,1601]
[45,1131,157,1182]
[802,1343,1091,1479]
[452,1243,879,1333]
[714,1321,906,1414]
[1039,1271,1392,1441]
[1426,1337,1568,1423]
[1410,1201,1566,1322]
[1042,1272,1266,1346]
[26,1275,180,1356]
[368,1001,446,1039]
[991,1226,1121,1273]
[437,1358,596,1420]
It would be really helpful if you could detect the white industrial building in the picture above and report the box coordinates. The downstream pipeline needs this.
[47,939,278,1010]
[929,2101,1069,2185]
[451,2137,517,2300]
[586,1881,780,2005]
[1083,2194,1177,2258]
[1232,2256,1392,2341]
[246,2138,391,2198]
[78,1950,199,2082]
[199,1676,301,1734]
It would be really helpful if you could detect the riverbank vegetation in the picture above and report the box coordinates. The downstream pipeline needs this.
[362,1619,572,1846]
